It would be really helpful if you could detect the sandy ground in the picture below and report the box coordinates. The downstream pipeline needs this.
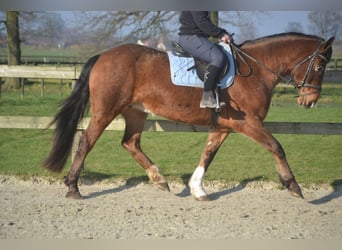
[0,175,341,239]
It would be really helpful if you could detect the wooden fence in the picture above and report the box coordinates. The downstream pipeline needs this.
[0,65,82,99]
[0,64,341,100]
[327,58,342,70]
[0,55,341,70]
[0,116,341,135]
[0,65,341,136]
[1,116,341,162]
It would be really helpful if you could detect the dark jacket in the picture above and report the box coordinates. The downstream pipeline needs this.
[178,11,228,38]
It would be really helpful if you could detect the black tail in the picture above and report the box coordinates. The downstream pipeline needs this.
[43,54,100,172]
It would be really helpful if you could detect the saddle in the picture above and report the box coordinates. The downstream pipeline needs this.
[171,41,230,81]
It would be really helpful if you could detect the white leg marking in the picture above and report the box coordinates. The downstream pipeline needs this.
[188,166,208,198]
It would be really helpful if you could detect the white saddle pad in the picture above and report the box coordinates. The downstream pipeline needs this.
[167,43,235,89]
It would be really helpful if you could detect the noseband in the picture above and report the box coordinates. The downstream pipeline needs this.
[230,41,329,97]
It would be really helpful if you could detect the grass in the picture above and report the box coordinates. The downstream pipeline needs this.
[0,129,341,188]
[0,81,71,116]
[0,81,341,188]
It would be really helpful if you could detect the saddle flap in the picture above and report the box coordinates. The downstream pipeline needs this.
[171,41,230,81]
[172,41,192,57]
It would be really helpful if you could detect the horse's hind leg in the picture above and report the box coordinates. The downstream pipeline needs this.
[65,114,116,199]
[121,108,169,191]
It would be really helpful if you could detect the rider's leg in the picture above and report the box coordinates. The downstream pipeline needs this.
[200,65,222,108]
[178,35,226,108]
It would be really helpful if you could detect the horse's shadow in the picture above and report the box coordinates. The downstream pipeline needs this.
[82,175,149,199]
[82,173,262,200]
[309,179,342,205]
[176,174,264,200]
[83,174,342,203]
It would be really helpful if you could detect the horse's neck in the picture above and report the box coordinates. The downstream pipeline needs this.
[243,39,316,83]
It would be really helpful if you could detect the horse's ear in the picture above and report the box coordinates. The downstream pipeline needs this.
[323,36,335,51]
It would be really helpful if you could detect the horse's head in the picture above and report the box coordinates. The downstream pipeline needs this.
[291,36,335,108]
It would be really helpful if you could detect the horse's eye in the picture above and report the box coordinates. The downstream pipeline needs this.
[315,65,324,73]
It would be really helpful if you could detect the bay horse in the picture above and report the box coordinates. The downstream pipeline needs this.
[43,32,334,201]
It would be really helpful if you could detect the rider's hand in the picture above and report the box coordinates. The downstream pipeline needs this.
[221,33,233,44]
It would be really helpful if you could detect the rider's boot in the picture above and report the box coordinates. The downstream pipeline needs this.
[200,65,225,109]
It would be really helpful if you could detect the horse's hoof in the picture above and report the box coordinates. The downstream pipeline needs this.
[65,191,83,200]
[156,182,170,192]
[195,195,212,201]
[289,189,304,199]
[288,183,304,199]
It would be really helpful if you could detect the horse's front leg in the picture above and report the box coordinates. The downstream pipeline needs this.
[236,121,303,199]
[189,129,229,201]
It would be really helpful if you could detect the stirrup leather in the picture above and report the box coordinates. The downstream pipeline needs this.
[214,89,226,111]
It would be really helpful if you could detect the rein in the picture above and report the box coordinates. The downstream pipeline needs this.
[230,41,328,95]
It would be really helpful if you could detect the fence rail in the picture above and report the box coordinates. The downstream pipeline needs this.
[0,55,341,70]
[0,64,340,83]
[0,116,341,135]
[327,58,342,70]
[0,65,82,79]
[0,55,86,65]
[1,116,340,163]
[0,65,82,99]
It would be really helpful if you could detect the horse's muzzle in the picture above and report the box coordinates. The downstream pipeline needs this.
[298,97,316,109]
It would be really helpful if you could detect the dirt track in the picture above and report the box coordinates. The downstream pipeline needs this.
[0,175,341,239]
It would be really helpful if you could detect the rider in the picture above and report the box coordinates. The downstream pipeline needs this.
[178,11,233,108]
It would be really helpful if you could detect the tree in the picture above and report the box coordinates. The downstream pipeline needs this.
[210,11,218,26]
[285,21,304,33]
[5,11,21,89]
[209,11,219,43]
[308,11,342,39]
[35,13,65,46]
[219,11,260,43]
[0,12,6,45]
[70,11,262,55]
[74,11,178,55]
[19,12,66,47]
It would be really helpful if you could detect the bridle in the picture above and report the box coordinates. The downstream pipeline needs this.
[230,40,329,97]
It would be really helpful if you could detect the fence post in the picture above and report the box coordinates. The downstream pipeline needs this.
[20,78,25,100]
[59,79,63,96]
[71,80,76,90]
[0,77,2,99]
[40,78,45,96]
